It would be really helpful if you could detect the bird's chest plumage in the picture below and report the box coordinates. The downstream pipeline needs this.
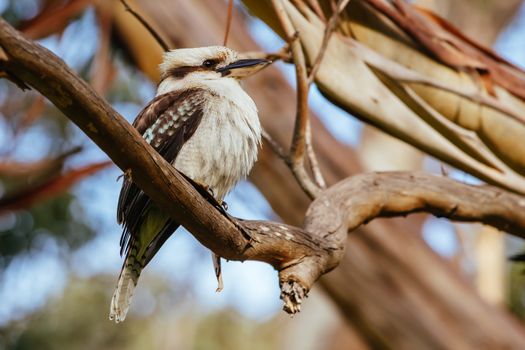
[173,84,260,199]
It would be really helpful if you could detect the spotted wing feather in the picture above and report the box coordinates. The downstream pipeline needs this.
[117,88,208,262]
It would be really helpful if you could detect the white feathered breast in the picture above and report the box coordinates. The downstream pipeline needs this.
[170,77,261,199]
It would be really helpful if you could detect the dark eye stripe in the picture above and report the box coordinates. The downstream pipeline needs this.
[165,66,202,78]
[202,59,218,68]
[163,60,220,79]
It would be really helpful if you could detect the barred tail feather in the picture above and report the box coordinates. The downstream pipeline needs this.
[110,208,172,323]
[109,250,142,323]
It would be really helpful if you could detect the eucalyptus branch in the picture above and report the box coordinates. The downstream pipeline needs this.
[119,0,170,52]
[2,16,525,316]
[271,0,323,198]
[307,0,351,83]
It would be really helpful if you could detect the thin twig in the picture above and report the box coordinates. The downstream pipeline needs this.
[120,0,170,52]
[307,0,351,83]
[288,43,309,165]
[306,0,327,21]
[271,0,321,199]
[263,125,327,189]
[271,0,330,194]
[261,128,288,161]
[292,0,352,189]
[242,44,292,63]
[305,122,326,188]
[262,128,326,191]
[223,0,234,46]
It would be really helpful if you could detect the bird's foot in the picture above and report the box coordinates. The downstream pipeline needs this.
[194,181,217,198]
[206,186,215,198]
[193,180,209,192]
[116,168,132,182]
[218,199,228,211]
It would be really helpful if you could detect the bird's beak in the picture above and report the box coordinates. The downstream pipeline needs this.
[217,59,271,79]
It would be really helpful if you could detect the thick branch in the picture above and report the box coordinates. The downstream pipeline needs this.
[2,17,525,315]
[0,16,330,291]
[306,172,525,239]
[146,1,525,346]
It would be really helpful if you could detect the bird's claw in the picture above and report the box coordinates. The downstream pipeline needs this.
[194,180,209,191]
[195,181,218,198]
[116,168,132,182]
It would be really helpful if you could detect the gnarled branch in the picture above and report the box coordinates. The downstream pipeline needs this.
[0,15,331,312]
[306,171,525,240]
[1,16,525,315]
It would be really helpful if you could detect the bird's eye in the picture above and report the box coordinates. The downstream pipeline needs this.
[202,59,217,68]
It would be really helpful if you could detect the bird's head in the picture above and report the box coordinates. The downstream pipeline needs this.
[159,46,270,82]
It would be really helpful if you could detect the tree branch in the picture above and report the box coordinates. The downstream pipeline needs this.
[223,0,234,46]
[119,0,170,52]
[307,172,525,239]
[271,0,324,198]
[307,0,350,84]
[0,16,330,313]
[2,16,525,315]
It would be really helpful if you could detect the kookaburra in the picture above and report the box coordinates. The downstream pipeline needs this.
[109,46,270,323]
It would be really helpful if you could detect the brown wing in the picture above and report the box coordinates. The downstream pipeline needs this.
[117,88,210,261]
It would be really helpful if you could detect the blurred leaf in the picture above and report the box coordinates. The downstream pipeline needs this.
[243,0,525,194]
[372,0,525,99]
[0,160,112,213]
[90,3,117,95]
[0,192,95,266]
[109,0,170,81]
[508,260,525,320]
[19,0,95,39]
[0,147,81,182]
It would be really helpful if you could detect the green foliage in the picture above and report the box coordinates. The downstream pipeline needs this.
[0,193,95,270]
[508,261,525,319]
[1,276,281,350]
[193,311,281,350]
